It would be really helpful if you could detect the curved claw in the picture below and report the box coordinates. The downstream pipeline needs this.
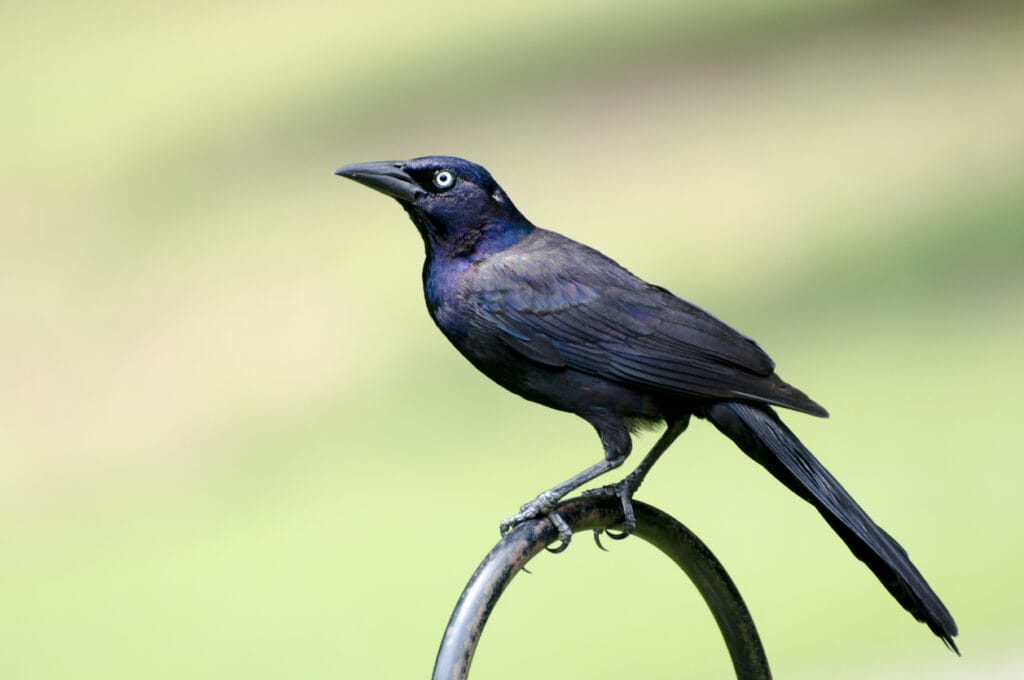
[603,525,632,541]
[500,508,574,553]
[545,539,571,554]
[592,521,634,548]
[582,477,641,541]
[545,512,573,553]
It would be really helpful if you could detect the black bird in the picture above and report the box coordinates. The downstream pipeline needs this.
[335,155,958,651]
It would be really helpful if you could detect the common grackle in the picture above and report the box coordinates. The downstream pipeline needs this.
[334,156,957,651]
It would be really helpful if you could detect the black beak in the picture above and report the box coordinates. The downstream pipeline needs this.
[334,161,422,203]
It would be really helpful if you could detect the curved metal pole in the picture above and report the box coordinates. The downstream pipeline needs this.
[432,496,771,680]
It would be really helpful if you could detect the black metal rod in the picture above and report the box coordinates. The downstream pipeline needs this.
[432,496,771,679]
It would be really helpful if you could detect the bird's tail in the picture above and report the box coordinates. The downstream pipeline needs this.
[704,400,958,652]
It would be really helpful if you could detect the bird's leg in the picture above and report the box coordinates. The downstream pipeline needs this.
[584,417,690,540]
[499,454,628,551]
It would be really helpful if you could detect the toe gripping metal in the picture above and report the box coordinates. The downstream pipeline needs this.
[432,495,772,680]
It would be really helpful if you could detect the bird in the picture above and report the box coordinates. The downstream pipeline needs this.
[334,155,958,651]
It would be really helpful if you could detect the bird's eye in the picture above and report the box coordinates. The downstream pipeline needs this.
[433,170,455,190]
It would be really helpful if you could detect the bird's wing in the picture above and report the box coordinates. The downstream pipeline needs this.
[472,231,826,415]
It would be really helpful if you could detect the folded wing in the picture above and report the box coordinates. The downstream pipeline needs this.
[474,232,826,417]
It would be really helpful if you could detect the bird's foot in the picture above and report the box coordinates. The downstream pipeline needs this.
[499,490,573,553]
[582,472,642,544]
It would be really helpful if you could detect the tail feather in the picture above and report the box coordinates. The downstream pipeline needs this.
[705,400,958,652]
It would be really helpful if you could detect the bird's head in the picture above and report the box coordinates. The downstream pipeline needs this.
[335,156,531,259]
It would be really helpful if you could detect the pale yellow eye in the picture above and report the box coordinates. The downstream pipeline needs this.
[433,170,455,189]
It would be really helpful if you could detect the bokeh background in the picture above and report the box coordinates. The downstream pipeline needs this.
[3,0,1023,677]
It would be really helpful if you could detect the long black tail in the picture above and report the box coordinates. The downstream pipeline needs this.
[705,400,958,652]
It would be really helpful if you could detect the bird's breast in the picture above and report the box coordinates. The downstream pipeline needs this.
[422,257,475,340]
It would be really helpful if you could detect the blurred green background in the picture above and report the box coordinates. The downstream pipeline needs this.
[3,0,1022,677]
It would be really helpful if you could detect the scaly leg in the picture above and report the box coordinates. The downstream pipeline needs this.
[584,417,690,539]
[499,453,628,551]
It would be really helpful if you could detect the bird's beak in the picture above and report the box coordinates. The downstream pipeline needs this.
[334,161,422,203]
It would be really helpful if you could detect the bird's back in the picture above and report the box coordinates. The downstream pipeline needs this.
[461,228,827,418]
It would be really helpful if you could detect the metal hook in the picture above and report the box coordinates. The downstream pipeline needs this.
[432,495,772,679]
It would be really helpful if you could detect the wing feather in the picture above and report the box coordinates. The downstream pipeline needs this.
[471,229,823,415]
